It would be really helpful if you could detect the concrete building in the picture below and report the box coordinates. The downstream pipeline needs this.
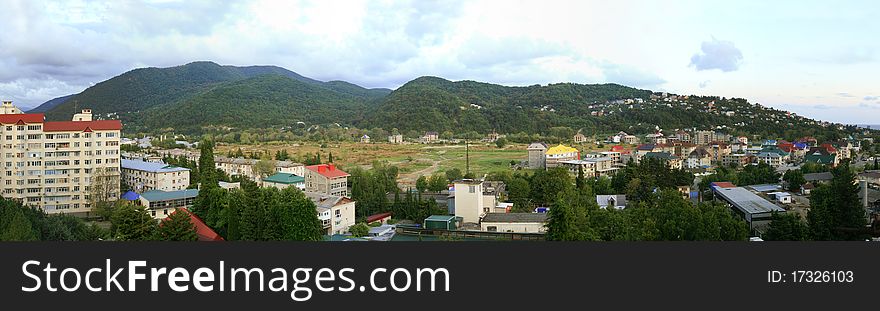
[261,172,305,190]
[121,159,190,192]
[573,132,587,143]
[686,147,712,169]
[712,186,786,232]
[544,144,580,168]
[722,153,753,168]
[527,142,548,169]
[360,134,370,143]
[643,152,683,169]
[388,134,403,144]
[480,213,547,233]
[756,152,784,167]
[215,157,304,181]
[0,102,122,217]
[138,189,199,220]
[305,164,349,197]
[305,192,356,235]
[421,131,439,143]
[453,179,486,225]
[560,157,618,178]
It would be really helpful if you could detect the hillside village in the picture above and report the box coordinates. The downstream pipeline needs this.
[1,80,879,241]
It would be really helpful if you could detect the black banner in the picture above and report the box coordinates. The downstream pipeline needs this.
[0,242,875,309]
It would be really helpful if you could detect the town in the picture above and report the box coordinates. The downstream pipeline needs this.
[1,96,878,242]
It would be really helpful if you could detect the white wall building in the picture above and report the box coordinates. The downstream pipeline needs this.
[121,159,190,192]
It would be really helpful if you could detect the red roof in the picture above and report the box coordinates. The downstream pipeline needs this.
[610,145,624,152]
[164,208,224,241]
[43,120,122,132]
[819,144,837,153]
[306,164,349,178]
[367,212,392,223]
[710,182,737,189]
[0,113,44,124]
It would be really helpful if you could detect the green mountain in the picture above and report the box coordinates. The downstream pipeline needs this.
[38,61,390,127]
[35,62,861,141]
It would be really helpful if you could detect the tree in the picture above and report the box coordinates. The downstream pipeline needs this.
[495,137,507,148]
[807,162,867,240]
[156,210,198,241]
[0,206,37,241]
[415,176,428,193]
[782,169,806,192]
[328,152,334,163]
[253,156,277,178]
[197,139,219,189]
[445,168,463,182]
[427,174,447,192]
[110,202,157,241]
[763,212,809,241]
[90,167,121,220]
[350,223,370,237]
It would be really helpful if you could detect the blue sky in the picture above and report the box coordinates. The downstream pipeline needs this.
[0,0,878,123]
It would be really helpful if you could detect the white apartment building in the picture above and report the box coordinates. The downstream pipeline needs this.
[121,159,190,192]
[0,101,121,217]
[215,156,304,181]
[305,192,356,235]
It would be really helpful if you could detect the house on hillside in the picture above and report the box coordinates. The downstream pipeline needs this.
[686,147,712,169]
[643,152,683,169]
[360,134,370,143]
[573,132,587,143]
[388,134,403,144]
[421,131,439,143]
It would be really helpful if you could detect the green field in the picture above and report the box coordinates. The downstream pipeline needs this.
[216,141,528,185]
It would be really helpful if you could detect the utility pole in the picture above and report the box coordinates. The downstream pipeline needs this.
[466,139,470,176]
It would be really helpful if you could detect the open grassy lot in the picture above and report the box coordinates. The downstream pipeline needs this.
[215,141,528,185]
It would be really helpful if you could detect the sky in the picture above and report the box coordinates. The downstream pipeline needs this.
[0,0,878,124]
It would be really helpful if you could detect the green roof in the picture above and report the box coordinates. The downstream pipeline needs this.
[760,146,789,156]
[644,152,676,160]
[140,189,199,202]
[424,215,455,222]
[262,172,305,184]
[805,154,835,164]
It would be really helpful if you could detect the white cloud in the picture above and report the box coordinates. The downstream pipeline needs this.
[690,38,743,72]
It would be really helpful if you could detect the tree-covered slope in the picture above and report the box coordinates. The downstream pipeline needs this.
[138,74,370,132]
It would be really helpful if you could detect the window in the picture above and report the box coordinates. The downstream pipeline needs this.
[469,185,475,193]
[486,226,497,232]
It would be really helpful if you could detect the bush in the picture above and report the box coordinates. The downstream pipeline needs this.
[349,223,370,237]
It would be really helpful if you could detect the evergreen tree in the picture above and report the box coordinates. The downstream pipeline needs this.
[328,152,334,163]
[0,206,37,241]
[807,162,867,240]
[156,210,198,241]
[110,203,157,241]
[763,212,809,241]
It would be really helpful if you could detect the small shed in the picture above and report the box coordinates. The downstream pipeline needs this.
[424,215,456,230]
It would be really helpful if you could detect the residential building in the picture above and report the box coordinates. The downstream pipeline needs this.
[527,142,548,169]
[633,144,660,163]
[544,144,580,168]
[359,134,370,143]
[859,171,880,187]
[722,153,753,168]
[686,147,712,169]
[560,157,618,178]
[480,213,547,233]
[804,147,837,166]
[453,179,486,224]
[643,152,683,169]
[306,192,356,235]
[598,151,622,166]
[645,132,667,144]
[139,189,199,219]
[261,172,305,190]
[0,102,122,217]
[708,142,732,163]
[596,195,627,210]
[215,157,304,181]
[804,172,833,185]
[305,164,349,197]
[388,134,403,144]
[421,131,439,143]
[121,159,190,192]
[756,152,784,167]
[573,132,587,143]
